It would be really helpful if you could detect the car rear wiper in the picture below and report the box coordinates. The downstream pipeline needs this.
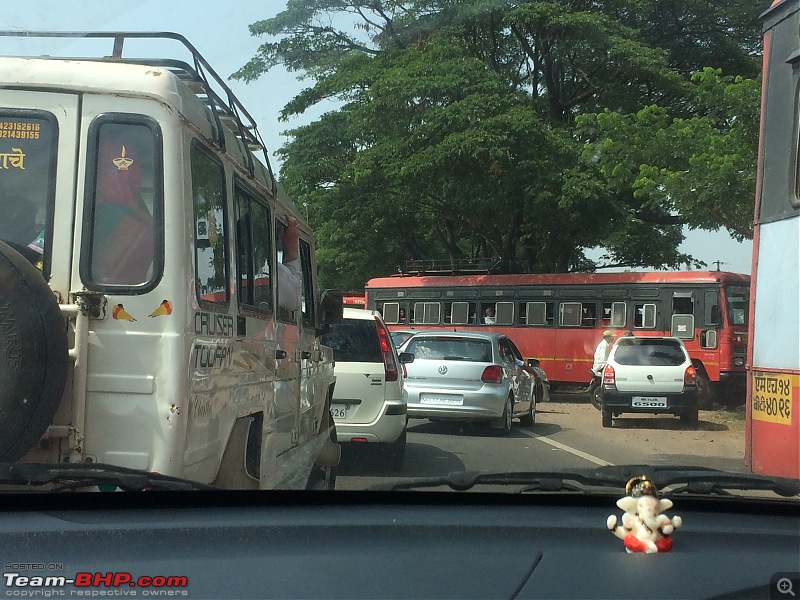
[374,465,800,497]
[0,462,216,492]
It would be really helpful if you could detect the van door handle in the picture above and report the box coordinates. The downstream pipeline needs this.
[276,350,287,360]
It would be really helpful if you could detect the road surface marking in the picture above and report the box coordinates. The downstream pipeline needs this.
[519,430,614,466]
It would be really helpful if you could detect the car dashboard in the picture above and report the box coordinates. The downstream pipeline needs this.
[0,490,797,599]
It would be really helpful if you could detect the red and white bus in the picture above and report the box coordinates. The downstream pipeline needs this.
[342,292,367,309]
[366,271,750,407]
[745,0,800,479]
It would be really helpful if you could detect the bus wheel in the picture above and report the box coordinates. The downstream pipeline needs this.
[695,369,719,409]
[0,241,68,462]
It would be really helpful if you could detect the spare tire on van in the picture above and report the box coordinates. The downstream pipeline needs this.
[0,240,68,462]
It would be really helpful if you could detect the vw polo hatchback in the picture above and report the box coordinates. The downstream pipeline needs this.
[400,331,536,434]
[600,335,698,428]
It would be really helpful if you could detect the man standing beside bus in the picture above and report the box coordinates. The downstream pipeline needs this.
[592,330,616,376]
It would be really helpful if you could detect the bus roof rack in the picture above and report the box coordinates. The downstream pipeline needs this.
[404,258,501,275]
[0,30,276,194]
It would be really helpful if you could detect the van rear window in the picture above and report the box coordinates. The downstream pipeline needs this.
[0,110,57,275]
[322,319,382,363]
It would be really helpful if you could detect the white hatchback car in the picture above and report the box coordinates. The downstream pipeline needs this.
[600,335,699,428]
[321,308,408,467]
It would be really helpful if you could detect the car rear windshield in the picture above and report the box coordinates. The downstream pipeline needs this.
[321,319,382,363]
[613,339,687,366]
[404,337,492,361]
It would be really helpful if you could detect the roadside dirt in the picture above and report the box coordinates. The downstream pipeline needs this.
[542,391,748,473]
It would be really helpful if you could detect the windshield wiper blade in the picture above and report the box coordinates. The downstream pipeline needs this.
[0,462,216,492]
[376,465,800,497]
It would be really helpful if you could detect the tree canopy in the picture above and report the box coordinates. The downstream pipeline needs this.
[235,0,766,290]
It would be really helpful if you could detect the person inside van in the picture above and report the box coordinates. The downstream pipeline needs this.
[91,132,154,285]
[277,216,302,314]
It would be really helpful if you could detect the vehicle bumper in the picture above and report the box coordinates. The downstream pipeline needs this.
[406,386,509,421]
[335,403,407,444]
[601,387,698,414]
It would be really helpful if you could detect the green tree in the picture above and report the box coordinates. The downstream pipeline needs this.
[236,0,766,289]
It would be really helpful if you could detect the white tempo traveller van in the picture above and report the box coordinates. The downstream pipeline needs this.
[0,31,342,490]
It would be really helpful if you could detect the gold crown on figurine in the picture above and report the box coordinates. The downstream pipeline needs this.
[112,146,134,170]
[625,475,658,498]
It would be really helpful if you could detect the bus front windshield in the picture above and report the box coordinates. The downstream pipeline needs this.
[725,286,750,326]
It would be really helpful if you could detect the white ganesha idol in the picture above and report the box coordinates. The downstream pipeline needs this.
[607,475,682,553]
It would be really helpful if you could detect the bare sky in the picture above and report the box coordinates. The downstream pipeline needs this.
[0,0,753,273]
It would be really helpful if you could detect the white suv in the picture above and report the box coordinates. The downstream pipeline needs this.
[321,308,407,468]
[600,335,698,428]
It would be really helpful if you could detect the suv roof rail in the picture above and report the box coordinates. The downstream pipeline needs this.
[0,30,276,194]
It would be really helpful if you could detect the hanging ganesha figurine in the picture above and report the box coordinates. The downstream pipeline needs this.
[607,475,682,553]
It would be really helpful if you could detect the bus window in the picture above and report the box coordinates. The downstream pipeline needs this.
[560,301,595,327]
[524,301,553,326]
[634,303,657,329]
[445,301,472,325]
[601,301,626,328]
[672,292,694,316]
[413,301,440,325]
[88,119,159,287]
[482,303,496,324]
[560,302,582,326]
[383,302,401,324]
[704,291,721,326]
[191,143,227,305]
[495,301,514,325]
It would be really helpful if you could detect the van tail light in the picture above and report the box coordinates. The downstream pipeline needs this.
[684,365,697,387]
[603,364,616,387]
[481,365,503,384]
[375,317,399,382]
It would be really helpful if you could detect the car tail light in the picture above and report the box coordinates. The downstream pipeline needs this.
[375,317,399,382]
[603,364,616,387]
[481,365,503,384]
[684,365,697,387]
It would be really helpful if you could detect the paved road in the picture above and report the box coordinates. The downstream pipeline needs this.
[336,392,746,490]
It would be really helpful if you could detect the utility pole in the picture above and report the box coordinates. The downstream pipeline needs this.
[712,260,724,271]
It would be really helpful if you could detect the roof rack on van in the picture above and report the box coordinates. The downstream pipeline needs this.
[0,30,276,194]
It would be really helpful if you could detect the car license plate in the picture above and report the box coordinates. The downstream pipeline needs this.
[331,405,352,420]
[632,396,667,408]
[420,394,463,405]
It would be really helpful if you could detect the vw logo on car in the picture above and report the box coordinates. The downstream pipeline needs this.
[438,365,448,375]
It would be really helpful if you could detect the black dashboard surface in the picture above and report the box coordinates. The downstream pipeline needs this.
[0,491,798,599]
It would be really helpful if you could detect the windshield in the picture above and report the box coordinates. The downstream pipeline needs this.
[725,285,750,326]
[0,0,795,513]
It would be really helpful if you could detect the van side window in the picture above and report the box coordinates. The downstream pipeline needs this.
[235,185,272,312]
[275,219,302,321]
[191,143,228,306]
[86,119,160,288]
[299,239,315,326]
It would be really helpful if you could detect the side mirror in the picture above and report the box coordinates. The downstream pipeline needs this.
[527,358,540,368]
[399,352,415,364]
[319,289,343,328]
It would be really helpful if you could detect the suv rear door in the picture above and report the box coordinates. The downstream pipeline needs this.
[322,315,386,423]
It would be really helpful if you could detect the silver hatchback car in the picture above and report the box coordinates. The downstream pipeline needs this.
[399,332,537,434]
